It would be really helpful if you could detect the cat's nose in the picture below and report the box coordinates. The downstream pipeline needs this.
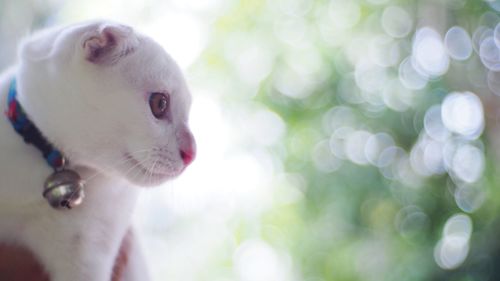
[177,124,196,166]
[180,147,195,166]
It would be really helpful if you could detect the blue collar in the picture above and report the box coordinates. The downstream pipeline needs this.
[6,78,65,170]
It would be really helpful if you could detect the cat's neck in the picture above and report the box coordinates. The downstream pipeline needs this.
[0,70,132,211]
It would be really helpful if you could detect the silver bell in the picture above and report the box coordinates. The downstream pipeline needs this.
[43,169,85,209]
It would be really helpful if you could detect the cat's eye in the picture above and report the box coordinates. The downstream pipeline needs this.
[149,92,169,119]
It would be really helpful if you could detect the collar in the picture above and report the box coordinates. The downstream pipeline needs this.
[5,78,85,210]
[5,78,65,170]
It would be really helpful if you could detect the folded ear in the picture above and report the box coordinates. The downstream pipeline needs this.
[82,24,139,65]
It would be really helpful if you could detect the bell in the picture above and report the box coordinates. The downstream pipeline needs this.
[43,169,85,209]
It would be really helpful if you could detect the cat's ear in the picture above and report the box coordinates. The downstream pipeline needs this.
[82,24,139,65]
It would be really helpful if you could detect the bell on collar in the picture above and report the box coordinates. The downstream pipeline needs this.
[43,169,85,209]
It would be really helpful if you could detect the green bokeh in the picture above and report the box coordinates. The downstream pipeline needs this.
[194,0,500,280]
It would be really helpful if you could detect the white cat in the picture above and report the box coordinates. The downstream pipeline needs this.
[0,20,196,280]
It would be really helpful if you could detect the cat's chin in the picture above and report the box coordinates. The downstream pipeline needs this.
[127,169,180,187]
[126,174,177,187]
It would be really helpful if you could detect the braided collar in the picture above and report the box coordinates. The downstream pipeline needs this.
[5,78,65,170]
[5,78,85,210]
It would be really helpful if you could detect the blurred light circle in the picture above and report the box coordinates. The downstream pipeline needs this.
[472,26,492,54]
[369,35,401,67]
[378,146,403,168]
[480,36,500,71]
[273,66,315,99]
[382,78,412,111]
[441,92,484,139]
[345,130,372,165]
[445,213,473,240]
[485,0,500,11]
[273,16,306,46]
[379,147,406,180]
[479,11,500,29]
[442,138,459,171]
[434,237,470,270]
[361,102,386,115]
[355,61,388,94]
[434,213,473,270]
[455,185,486,213]
[495,22,500,46]
[410,133,449,177]
[318,10,349,47]
[445,26,473,61]
[365,133,395,166]
[399,56,428,90]
[312,140,342,173]
[423,139,446,175]
[381,6,412,38]
[360,90,386,108]
[248,109,286,146]
[413,27,450,77]
[286,47,324,77]
[322,106,358,134]
[410,138,430,176]
[424,105,450,141]
[451,144,485,183]
[328,0,361,30]
[235,44,275,87]
[330,126,355,159]
[354,241,388,280]
[235,240,290,281]
[395,206,429,239]
[337,75,364,105]
[396,155,423,187]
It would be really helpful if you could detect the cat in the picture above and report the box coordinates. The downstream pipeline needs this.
[0,20,196,281]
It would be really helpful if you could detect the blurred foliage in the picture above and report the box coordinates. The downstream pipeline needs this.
[193,0,500,280]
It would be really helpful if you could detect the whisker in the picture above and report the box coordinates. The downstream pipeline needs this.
[81,148,154,182]
[122,156,148,182]
[126,149,154,183]
[148,158,159,185]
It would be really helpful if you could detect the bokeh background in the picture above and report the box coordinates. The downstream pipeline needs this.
[2,0,500,280]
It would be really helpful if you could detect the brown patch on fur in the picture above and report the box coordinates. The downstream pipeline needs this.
[0,243,50,281]
[0,229,132,281]
[111,228,132,281]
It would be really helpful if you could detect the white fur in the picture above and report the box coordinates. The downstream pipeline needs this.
[0,20,195,281]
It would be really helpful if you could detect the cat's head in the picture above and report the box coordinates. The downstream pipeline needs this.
[17,21,196,186]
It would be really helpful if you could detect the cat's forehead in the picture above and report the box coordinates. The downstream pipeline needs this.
[120,36,187,96]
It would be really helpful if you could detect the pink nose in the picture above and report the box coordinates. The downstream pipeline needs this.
[177,125,196,166]
[180,148,195,165]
